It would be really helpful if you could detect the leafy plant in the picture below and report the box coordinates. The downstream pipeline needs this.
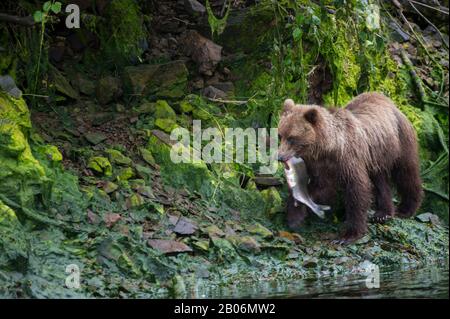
[32,1,62,94]
[206,0,232,39]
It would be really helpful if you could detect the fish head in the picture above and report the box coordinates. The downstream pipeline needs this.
[284,165,298,188]
[278,100,321,161]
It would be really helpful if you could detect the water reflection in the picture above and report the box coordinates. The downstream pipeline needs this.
[196,264,449,299]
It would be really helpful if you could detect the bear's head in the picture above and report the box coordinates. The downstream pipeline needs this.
[277,99,323,162]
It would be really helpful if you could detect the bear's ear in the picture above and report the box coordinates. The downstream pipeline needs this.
[282,99,295,116]
[304,109,319,125]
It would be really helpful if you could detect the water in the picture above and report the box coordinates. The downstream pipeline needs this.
[199,265,449,299]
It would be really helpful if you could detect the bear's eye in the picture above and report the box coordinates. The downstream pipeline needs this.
[287,137,295,145]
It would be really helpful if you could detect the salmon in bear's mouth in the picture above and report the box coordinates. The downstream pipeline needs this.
[283,156,330,219]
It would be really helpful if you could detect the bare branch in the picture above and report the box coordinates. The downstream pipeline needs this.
[0,13,35,26]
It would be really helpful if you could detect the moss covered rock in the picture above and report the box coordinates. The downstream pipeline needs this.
[154,100,176,119]
[123,61,188,99]
[155,118,178,133]
[105,149,132,166]
[116,167,135,181]
[147,131,214,197]
[261,187,284,217]
[87,156,113,176]
[0,92,47,206]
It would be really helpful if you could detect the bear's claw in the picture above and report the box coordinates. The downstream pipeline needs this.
[370,212,393,224]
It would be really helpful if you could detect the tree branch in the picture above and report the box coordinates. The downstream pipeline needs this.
[0,13,35,26]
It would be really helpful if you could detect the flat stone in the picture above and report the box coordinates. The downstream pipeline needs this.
[202,85,227,99]
[50,65,79,99]
[148,239,193,254]
[253,176,283,187]
[84,132,107,145]
[173,217,198,235]
[103,213,121,228]
[416,213,440,225]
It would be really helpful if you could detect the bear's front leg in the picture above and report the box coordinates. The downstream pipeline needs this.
[286,192,308,230]
[286,173,337,231]
[337,170,372,244]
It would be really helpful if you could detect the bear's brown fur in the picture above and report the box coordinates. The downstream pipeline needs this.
[278,92,423,243]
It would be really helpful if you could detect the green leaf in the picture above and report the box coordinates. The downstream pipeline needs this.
[293,27,302,41]
[33,11,43,22]
[43,1,52,12]
[51,2,62,14]
[311,15,321,26]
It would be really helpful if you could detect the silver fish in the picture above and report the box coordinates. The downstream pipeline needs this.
[284,156,330,219]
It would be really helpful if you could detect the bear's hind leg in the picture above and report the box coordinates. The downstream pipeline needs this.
[371,173,395,223]
[392,159,423,218]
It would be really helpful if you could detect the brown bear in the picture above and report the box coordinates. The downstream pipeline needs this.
[278,92,423,243]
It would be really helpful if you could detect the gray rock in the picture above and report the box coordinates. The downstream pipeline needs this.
[416,213,440,225]
[123,60,188,99]
[212,82,235,95]
[184,0,206,15]
[191,77,204,90]
[84,132,107,145]
[96,76,122,105]
[389,22,410,43]
[202,85,227,99]
[181,30,222,76]
[49,65,79,99]
[0,75,22,98]
[72,73,95,96]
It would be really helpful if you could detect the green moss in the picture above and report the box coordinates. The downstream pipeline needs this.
[0,200,17,223]
[87,156,112,176]
[0,93,47,207]
[155,118,178,133]
[147,134,214,197]
[321,29,361,106]
[105,149,132,166]
[34,145,63,163]
[127,193,145,208]
[139,147,156,165]
[116,167,135,182]
[95,0,146,66]
[261,187,284,217]
[154,100,176,119]
[179,101,194,113]
[0,92,31,129]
